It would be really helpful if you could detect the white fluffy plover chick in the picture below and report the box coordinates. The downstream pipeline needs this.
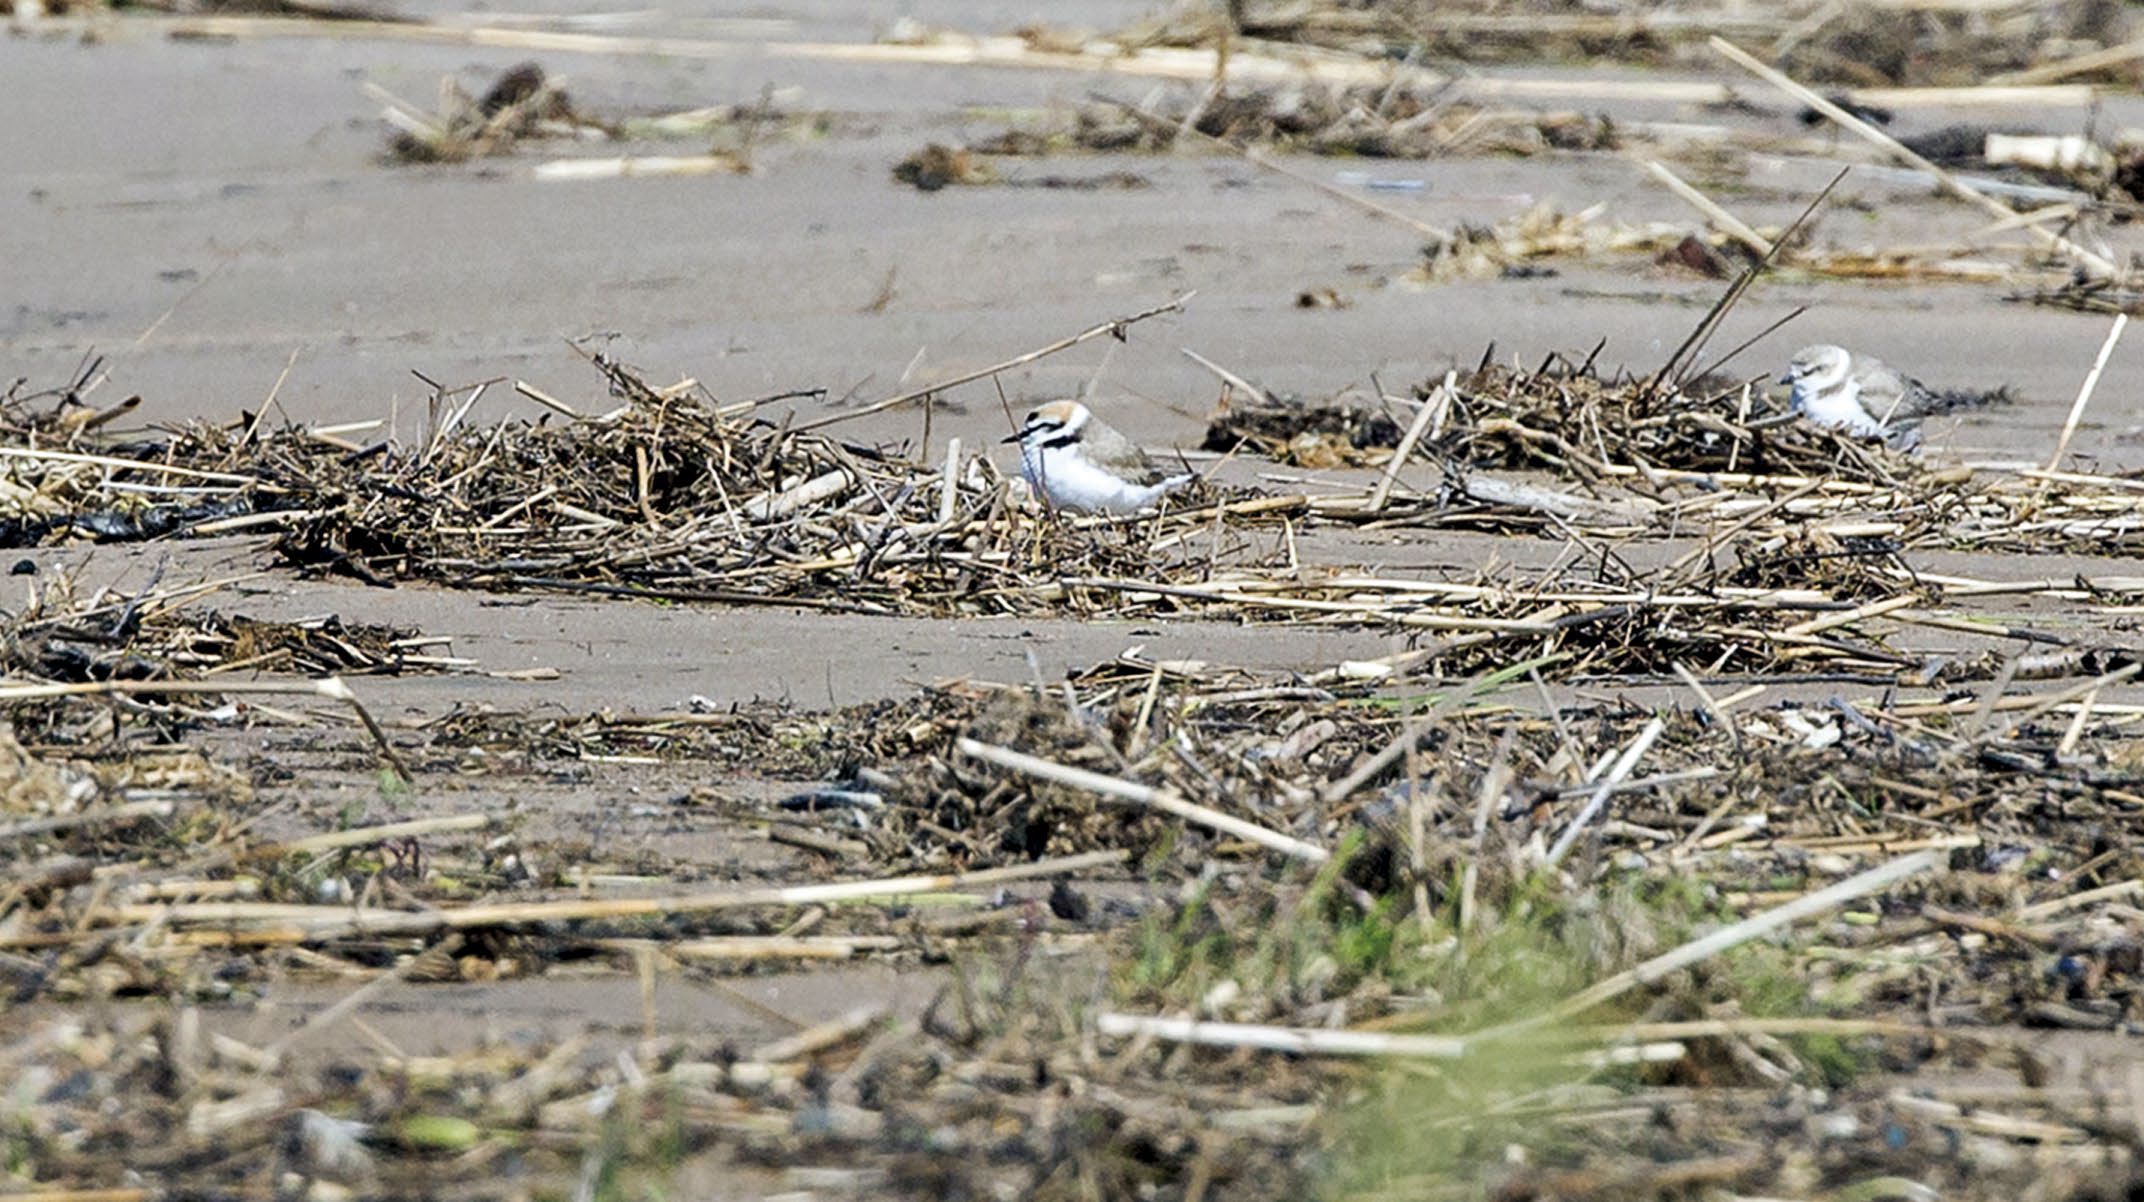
[1003,400,1193,514]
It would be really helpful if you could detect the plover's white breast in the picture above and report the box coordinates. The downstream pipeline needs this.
[1792,377,1883,437]
[1026,445,1184,514]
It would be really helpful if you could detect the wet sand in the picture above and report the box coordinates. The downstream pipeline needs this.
[9,9,2144,464]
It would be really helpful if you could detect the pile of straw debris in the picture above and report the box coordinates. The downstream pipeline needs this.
[5,332,2140,693]
[1115,0,2140,88]
[369,63,832,170]
[9,646,2144,1199]
[974,86,1617,160]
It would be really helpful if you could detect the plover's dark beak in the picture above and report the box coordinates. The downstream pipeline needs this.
[1000,429,1027,445]
[1775,369,1796,385]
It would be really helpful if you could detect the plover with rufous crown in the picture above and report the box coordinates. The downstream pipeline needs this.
[1003,400,1193,514]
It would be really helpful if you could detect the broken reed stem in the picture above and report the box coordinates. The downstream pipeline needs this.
[1458,728,1513,934]
[0,677,412,783]
[1367,371,1451,513]
[1969,661,2142,745]
[1641,158,1774,257]
[514,379,582,419]
[1709,36,2117,278]
[1662,479,1827,584]
[1096,1013,1687,1067]
[265,933,466,1061]
[1239,145,1454,244]
[1648,165,1845,394]
[224,347,300,469]
[2058,687,2101,758]
[1604,1016,1944,1041]
[1097,1012,1467,1059]
[643,935,904,961]
[2045,312,2128,472]
[1781,593,1916,637]
[1544,716,1665,868]
[161,16,2097,109]
[1546,766,1719,801]
[1993,36,2144,86]
[0,444,258,486]
[1511,849,1941,1031]
[2018,878,2144,921]
[0,1189,157,1202]
[795,292,1193,432]
[1323,724,1431,806]
[956,737,1329,863]
[938,437,963,525]
[749,1004,886,1063]
[1181,346,1273,403]
[0,799,182,841]
[1671,662,1740,752]
[101,849,1130,943]
[266,813,491,858]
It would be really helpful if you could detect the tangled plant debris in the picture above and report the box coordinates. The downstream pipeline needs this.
[3,308,2139,702]
[1113,0,2142,89]
[13,3,2144,1199]
[966,85,1619,161]
[0,263,2140,1202]
[367,62,836,173]
[8,635,2144,1199]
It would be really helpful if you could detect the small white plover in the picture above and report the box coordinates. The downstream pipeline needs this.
[1778,344,1942,449]
[1003,400,1193,514]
